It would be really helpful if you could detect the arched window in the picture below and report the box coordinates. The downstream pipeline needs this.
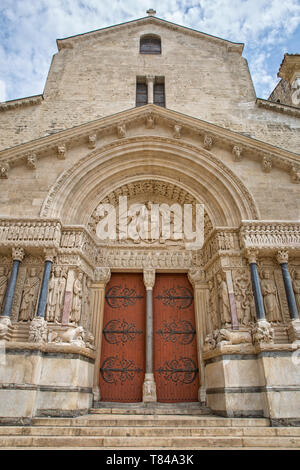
[140,35,161,54]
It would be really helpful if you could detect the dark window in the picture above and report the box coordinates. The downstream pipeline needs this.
[136,82,148,107]
[154,83,165,107]
[140,35,161,54]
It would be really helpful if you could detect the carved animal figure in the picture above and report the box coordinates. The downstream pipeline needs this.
[217,328,252,346]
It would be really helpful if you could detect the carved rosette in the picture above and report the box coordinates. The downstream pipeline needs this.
[262,155,272,173]
[88,134,97,149]
[252,320,274,345]
[28,317,48,343]
[94,267,111,285]
[12,247,25,262]
[276,249,289,265]
[143,269,155,290]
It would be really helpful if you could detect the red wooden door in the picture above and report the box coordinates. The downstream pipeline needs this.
[153,273,199,402]
[99,273,145,402]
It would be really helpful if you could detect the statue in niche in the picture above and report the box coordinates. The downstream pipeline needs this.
[216,273,231,327]
[70,271,83,326]
[208,279,219,330]
[45,266,64,323]
[19,267,40,321]
[261,269,282,323]
[292,270,300,314]
[234,269,254,326]
[57,268,67,322]
[0,267,8,310]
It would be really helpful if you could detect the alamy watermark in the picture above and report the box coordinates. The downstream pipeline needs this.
[95,196,205,249]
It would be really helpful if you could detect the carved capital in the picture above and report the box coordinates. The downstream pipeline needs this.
[0,162,9,179]
[27,153,37,169]
[44,248,56,263]
[287,319,300,344]
[203,134,213,150]
[146,74,155,84]
[276,249,289,265]
[12,247,25,262]
[188,268,205,287]
[94,267,111,284]
[143,269,155,290]
[245,248,258,264]
[57,144,66,160]
[262,155,272,173]
[232,145,242,162]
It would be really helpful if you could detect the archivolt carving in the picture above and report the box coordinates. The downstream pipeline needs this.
[40,137,259,225]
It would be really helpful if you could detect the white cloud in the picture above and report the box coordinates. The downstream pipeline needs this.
[0,80,6,102]
[0,0,299,100]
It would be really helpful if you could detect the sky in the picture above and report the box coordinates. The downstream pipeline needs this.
[0,0,300,103]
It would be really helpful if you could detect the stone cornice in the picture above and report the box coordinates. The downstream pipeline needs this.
[256,98,300,118]
[56,16,244,54]
[0,105,299,183]
[240,220,300,253]
[0,95,43,113]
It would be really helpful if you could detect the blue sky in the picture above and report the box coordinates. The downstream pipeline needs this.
[0,0,300,102]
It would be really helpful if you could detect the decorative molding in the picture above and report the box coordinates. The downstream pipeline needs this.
[173,125,182,139]
[240,221,300,251]
[117,124,126,139]
[57,144,66,160]
[88,134,97,149]
[0,219,61,248]
[203,134,213,150]
[232,145,242,162]
[0,162,9,179]
[26,153,37,170]
[188,268,206,286]
[256,98,300,118]
[0,95,43,113]
[262,155,272,173]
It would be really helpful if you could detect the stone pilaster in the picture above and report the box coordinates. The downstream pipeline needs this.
[142,268,157,403]
[91,267,111,401]
[188,268,208,403]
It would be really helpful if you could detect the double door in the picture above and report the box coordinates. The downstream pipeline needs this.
[99,273,199,402]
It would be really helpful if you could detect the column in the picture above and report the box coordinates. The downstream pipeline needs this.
[246,249,266,321]
[146,75,155,104]
[277,250,300,343]
[36,249,56,318]
[91,267,111,402]
[188,268,208,404]
[1,247,24,318]
[277,250,299,320]
[142,268,157,403]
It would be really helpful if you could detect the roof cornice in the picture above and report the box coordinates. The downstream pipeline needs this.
[0,104,299,183]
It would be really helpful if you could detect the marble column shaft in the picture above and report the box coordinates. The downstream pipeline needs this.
[2,248,24,318]
[277,257,299,320]
[36,260,53,318]
[249,262,266,320]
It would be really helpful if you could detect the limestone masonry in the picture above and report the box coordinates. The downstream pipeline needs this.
[0,12,300,432]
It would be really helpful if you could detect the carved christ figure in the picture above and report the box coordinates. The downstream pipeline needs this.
[70,272,83,325]
[216,273,231,326]
[19,268,40,321]
[261,270,282,322]
[292,271,300,314]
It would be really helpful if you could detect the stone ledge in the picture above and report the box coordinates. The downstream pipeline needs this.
[3,341,96,361]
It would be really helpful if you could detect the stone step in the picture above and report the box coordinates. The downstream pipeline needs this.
[90,408,211,416]
[1,425,300,438]
[31,415,271,428]
[0,435,300,448]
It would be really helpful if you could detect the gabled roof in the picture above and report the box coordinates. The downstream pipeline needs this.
[56,15,244,54]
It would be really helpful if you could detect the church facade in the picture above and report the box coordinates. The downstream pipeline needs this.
[0,11,300,425]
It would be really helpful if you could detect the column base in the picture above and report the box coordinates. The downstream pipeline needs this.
[92,386,100,402]
[288,319,300,344]
[143,373,157,403]
[198,385,206,404]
